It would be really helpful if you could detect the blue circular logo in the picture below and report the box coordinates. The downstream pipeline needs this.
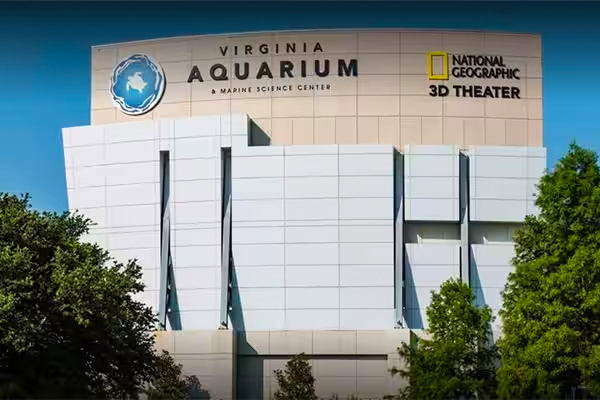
[110,54,165,115]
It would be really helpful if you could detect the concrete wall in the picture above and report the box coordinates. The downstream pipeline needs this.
[236,329,411,399]
[154,330,236,400]
[91,29,543,148]
[154,329,411,400]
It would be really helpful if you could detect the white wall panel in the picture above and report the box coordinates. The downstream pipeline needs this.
[285,226,338,244]
[340,265,393,287]
[286,310,340,330]
[341,288,394,309]
[240,310,286,331]
[404,145,459,221]
[285,243,339,265]
[340,309,394,330]
[174,245,220,268]
[339,225,393,243]
[405,243,460,329]
[173,136,220,159]
[173,180,217,203]
[73,166,106,188]
[174,115,220,137]
[285,155,338,177]
[176,289,220,311]
[231,143,395,330]
[68,125,104,147]
[108,231,157,250]
[175,228,220,247]
[339,176,393,198]
[68,187,106,209]
[285,265,339,287]
[285,199,338,221]
[174,201,220,224]
[233,178,284,200]
[233,244,285,267]
[71,145,109,169]
[339,154,392,176]
[105,162,157,186]
[106,183,156,206]
[233,157,284,178]
[231,199,284,222]
[173,158,218,181]
[233,227,285,245]
[65,116,543,333]
[233,266,285,288]
[339,198,393,220]
[65,116,235,331]
[107,204,156,227]
[176,311,220,329]
[105,120,155,143]
[106,140,156,164]
[235,288,285,310]
[78,207,107,227]
[469,146,546,222]
[173,267,219,290]
[286,288,340,309]
[285,177,339,198]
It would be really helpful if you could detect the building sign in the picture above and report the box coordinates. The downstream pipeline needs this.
[427,52,521,99]
[187,42,358,95]
[110,54,166,116]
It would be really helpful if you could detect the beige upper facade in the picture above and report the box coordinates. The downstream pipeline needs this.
[91,29,543,148]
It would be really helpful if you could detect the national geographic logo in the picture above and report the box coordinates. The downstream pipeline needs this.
[427,51,521,99]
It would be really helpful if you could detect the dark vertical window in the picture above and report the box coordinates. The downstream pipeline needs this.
[219,148,232,328]
[158,151,171,329]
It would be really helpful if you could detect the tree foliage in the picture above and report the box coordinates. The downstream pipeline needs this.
[145,350,205,400]
[0,193,160,399]
[390,278,497,400]
[273,353,318,400]
[497,143,600,399]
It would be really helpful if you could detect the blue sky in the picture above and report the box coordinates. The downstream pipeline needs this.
[0,1,598,212]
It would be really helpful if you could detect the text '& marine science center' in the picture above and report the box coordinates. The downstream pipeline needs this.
[62,29,545,399]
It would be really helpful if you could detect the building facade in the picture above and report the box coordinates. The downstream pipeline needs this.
[63,29,545,399]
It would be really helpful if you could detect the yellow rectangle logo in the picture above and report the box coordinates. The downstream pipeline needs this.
[427,51,449,80]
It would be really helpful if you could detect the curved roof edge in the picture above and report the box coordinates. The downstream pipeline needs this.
[92,27,541,49]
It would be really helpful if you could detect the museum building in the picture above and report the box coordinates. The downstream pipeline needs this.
[62,29,545,399]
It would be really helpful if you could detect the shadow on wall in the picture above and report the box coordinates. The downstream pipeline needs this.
[167,263,182,330]
[250,120,271,146]
[404,253,424,330]
[470,247,486,310]
[230,259,264,400]
[469,247,495,344]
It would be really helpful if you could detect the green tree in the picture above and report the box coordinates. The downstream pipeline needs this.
[273,353,318,400]
[0,193,159,399]
[145,350,205,400]
[390,278,497,400]
[497,143,600,399]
